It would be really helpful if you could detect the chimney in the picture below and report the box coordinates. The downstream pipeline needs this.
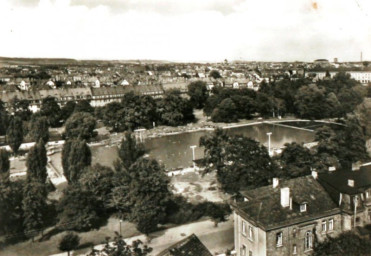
[348,179,354,187]
[281,187,290,208]
[273,178,279,188]
[312,171,318,179]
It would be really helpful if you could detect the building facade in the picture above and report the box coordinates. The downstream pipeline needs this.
[233,175,342,256]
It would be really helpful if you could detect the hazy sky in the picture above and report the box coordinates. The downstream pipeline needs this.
[0,0,370,62]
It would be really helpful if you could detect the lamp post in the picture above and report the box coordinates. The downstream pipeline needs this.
[119,219,122,236]
[266,132,272,155]
[190,145,197,168]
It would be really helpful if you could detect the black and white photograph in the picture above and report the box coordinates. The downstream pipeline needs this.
[0,0,370,255]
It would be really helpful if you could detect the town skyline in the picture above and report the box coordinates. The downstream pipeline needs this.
[0,0,370,62]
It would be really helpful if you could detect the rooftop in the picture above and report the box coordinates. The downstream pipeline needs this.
[156,234,212,256]
[233,176,340,231]
[318,164,371,195]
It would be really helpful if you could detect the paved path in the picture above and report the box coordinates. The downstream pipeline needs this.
[50,218,234,256]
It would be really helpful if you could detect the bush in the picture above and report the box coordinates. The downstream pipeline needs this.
[165,196,231,225]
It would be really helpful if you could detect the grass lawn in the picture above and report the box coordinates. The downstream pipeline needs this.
[0,218,139,256]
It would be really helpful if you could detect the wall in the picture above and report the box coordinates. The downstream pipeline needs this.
[266,214,342,256]
[234,212,267,256]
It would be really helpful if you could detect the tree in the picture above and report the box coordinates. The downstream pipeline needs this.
[74,100,94,114]
[58,232,80,256]
[110,158,172,234]
[0,149,10,180]
[200,130,277,193]
[89,234,152,256]
[209,70,221,79]
[26,140,48,183]
[157,91,195,126]
[294,84,327,119]
[40,97,61,127]
[62,139,92,183]
[9,97,32,121]
[256,93,274,118]
[335,117,369,169]
[79,164,114,211]
[231,95,256,119]
[117,132,146,171]
[203,95,220,117]
[6,116,24,154]
[0,180,24,236]
[102,93,158,132]
[355,98,371,139]
[102,102,125,132]
[187,80,208,109]
[313,232,371,256]
[22,181,47,241]
[211,98,238,123]
[28,115,49,144]
[0,100,9,136]
[207,203,230,227]
[64,112,97,141]
[60,101,76,122]
[337,87,364,116]
[278,142,314,179]
[57,185,100,231]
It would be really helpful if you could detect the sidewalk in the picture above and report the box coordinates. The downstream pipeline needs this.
[50,218,234,256]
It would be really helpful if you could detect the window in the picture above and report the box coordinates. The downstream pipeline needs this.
[241,245,247,256]
[304,231,313,251]
[293,245,297,255]
[248,226,254,240]
[300,203,307,212]
[329,219,334,231]
[242,221,247,236]
[366,192,369,199]
[322,220,327,232]
[276,232,283,247]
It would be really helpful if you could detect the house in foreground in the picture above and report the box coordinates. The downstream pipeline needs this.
[317,164,371,230]
[232,174,342,256]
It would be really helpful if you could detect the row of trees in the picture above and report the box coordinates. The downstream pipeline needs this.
[187,73,367,123]
[0,136,50,241]
[99,91,195,132]
[0,96,96,155]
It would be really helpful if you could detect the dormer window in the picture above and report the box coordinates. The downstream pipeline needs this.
[300,203,307,212]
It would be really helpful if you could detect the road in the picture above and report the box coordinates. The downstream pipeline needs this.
[50,218,234,256]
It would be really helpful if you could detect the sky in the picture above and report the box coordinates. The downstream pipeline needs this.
[0,0,370,62]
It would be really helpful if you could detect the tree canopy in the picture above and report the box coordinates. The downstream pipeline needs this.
[187,80,208,109]
[64,112,97,141]
[277,142,314,179]
[57,184,100,231]
[40,97,61,127]
[0,149,10,180]
[22,181,47,239]
[110,158,172,234]
[58,232,80,256]
[313,232,371,256]
[26,140,48,183]
[116,132,146,171]
[28,115,49,144]
[200,129,277,193]
[62,139,92,183]
[6,116,24,154]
